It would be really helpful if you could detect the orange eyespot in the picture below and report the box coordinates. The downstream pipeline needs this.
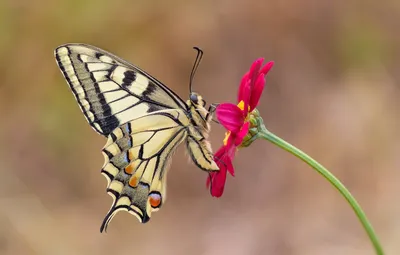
[149,193,162,208]
[125,162,135,174]
[128,176,139,187]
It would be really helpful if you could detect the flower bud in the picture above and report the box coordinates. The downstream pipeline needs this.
[240,109,264,148]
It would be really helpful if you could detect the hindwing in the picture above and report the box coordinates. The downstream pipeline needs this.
[99,109,189,232]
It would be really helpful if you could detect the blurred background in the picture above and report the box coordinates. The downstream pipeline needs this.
[0,0,399,254]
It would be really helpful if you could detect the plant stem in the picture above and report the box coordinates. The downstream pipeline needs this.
[258,126,384,255]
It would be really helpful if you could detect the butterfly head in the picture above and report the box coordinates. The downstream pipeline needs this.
[189,92,206,107]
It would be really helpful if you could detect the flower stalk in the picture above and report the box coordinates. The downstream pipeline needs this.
[250,114,384,255]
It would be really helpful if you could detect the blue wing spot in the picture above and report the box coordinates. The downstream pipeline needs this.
[127,137,133,147]
[124,124,130,134]
[123,152,129,163]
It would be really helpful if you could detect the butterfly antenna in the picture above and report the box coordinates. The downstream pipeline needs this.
[189,47,204,93]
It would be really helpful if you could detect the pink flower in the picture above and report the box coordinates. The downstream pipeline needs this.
[207,58,274,197]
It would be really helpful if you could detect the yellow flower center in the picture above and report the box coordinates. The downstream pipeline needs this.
[223,131,231,145]
[237,100,245,111]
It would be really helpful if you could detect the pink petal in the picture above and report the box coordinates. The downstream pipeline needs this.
[207,168,227,197]
[241,80,251,116]
[216,103,244,133]
[237,72,249,103]
[234,121,250,146]
[260,61,274,75]
[224,133,234,148]
[206,142,237,197]
[214,145,227,159]
[226,155,235,176]
[249,61,274,111]
[248,58,264,87]
[249,74,265,111]
[223,143,236,176]
[207,146,230,197]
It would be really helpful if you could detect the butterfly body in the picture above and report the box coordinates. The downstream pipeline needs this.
[54,44,218,232]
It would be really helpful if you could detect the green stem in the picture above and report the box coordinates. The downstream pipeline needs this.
[258,126,384,255]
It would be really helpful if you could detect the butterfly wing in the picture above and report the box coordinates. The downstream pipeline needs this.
[100,109,189,232]
[54,44,220,230]
[54,43,188,136]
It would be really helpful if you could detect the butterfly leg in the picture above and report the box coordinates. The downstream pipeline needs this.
[206,103,220,124]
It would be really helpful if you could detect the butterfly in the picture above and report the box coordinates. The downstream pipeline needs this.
[54,44,219,232]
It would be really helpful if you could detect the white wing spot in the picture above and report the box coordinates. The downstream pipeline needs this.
[129,73,149,96]
[86,110,95,122]
[109,180,124,193]
[74,86,85,97]
[92,71,108,82]
[103,90,128,103]
[100,55,115,64]
[87,63,112,72]
[103,163,119,178]
[115,104,149,123]
[69,76,81,88]
[79,99,90,111]
[110,66,127,84]
[79,54,101,63]
[57,47,68,55]
[97,81,120,92]
[57,48,81,88]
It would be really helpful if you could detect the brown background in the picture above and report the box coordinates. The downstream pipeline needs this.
[0,0,399,254]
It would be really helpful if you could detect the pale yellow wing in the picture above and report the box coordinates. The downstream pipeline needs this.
[54,44,188,136]
[100,109,189,232]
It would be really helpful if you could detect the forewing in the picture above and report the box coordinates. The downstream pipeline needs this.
[99,109,189,232]
[54,43,188,136]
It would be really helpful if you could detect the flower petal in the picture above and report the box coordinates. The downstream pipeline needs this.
[249,61,274,111]
[238,72,249,102]
[249,74,265,111]
[234,121,250,146]
[226,153,235,176]
[207,146,230,197]
[216,103,244,133]
[260,61,274,75]
[222,143,237,176]
[241,80,251,116]
[238,72,249,104]
[248,58,264,87]
[207,169,227,197]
